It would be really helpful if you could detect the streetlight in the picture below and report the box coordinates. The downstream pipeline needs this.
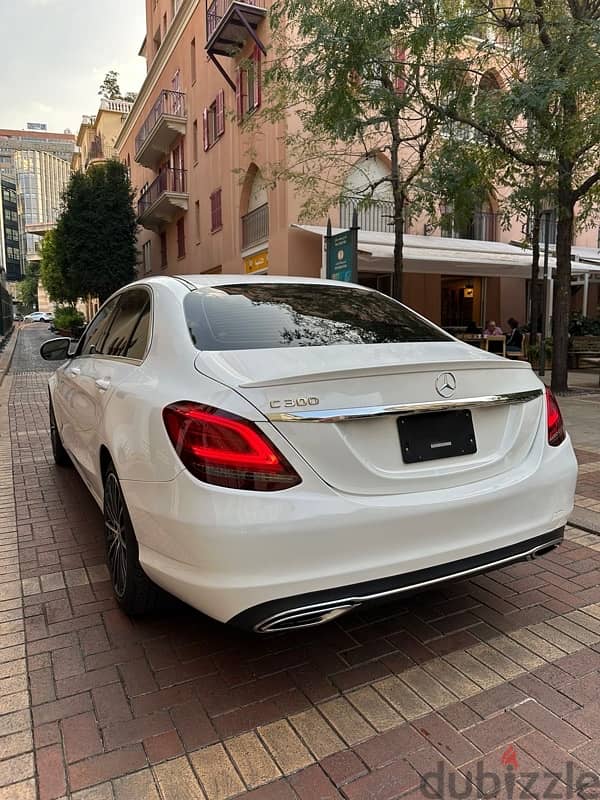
[538,208,553,378]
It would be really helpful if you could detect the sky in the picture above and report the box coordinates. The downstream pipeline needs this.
[0,0,147,135]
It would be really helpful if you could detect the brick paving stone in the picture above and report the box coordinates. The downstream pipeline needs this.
[513,699,589,749]
[463,683,526,718]
[258,719,313,774]
[400,667,458,709]
[0,730,32,761]
[289,708,345,760]
[71,783,114,800]
[68,745,148,793]
[412,713,481,767]
[373,676,432,721]
[443,651,504,690]
[0,779,37,800]
[422,658,480,699]
[190,744,245,800]
[319,697,376,745]
[0,751,35,787]
[61,712,103,763]
[346,686,403,732]
[354,725,425,769]
[321,749,368,786]
[143,729,185,764]
[37,743,67,800]
[462,710,531,751]
[112,769,159,800]
[343,758,423,800]
[288,764,342,799]
[225,732,281,788]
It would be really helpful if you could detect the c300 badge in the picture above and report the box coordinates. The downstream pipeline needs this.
[269,397,320,409]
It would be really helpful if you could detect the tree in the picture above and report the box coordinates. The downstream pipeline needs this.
[99,71,138,104]
[421,0,600,392]
[54,161,138,304]
[259,0,458,301]
[18,263,40,312]
[39,230,78,304]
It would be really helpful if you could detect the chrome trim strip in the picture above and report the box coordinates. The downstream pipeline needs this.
[254,536,562,632]
[266,388,543,423]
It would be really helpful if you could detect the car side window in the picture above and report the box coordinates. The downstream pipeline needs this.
[124,298,151,360]
[77,298,119,357]
[103,289,151,360]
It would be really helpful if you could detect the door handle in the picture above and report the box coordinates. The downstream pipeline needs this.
[95,378,111,392]
[68,367,81,377]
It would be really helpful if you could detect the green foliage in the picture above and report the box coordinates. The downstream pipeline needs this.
[18,263,40,312]
[54,161,137,304]
[528,338,553,364]
[53,306,85,333]
[99,71,137,103]
[569,313,600,336]
[39,230,78,304]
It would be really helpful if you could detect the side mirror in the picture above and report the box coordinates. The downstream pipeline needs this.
[40,338,72,362]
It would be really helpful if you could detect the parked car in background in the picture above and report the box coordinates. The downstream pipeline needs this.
[13,312,23,322]
[24,311,53,323]
[40,276,578,632]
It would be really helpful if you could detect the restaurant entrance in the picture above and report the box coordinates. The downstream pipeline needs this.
[441,276,484,329]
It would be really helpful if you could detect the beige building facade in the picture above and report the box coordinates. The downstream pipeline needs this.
[72,99,135,173]
[116,0,600,329]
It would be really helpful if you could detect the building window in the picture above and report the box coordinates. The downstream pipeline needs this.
[193,120,199,163]
[177,218,186,258]
[236,47,262,120]
[191,38,197,84]
[195,201,201,243]
[160,232,168,267]
[142,241,152,274]
[210,189,222,233]
[203,91,225,150]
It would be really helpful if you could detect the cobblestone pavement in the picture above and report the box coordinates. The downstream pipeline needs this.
[2,328,600,799]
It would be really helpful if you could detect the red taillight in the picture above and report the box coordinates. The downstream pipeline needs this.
[546,388,566,447]
[162,402,302,491]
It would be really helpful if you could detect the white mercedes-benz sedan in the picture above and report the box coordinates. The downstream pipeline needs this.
[41,276,577,632]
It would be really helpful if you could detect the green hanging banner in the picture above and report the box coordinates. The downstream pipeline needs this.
[325,212,359,283]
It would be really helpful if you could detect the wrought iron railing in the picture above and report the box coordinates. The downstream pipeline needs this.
[340,198,396,233]
[241,203,269,249]
[135,91,187,156]
[138,169,187,217]
[206,0,266,39]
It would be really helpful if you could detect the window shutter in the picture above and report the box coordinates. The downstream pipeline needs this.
[202,108,209,151]
[216,90,225,136]
[253,47,262,108]
[393,47,406,95]
[236,69,243,120]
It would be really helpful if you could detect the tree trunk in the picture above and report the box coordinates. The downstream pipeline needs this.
[551,167,574,394]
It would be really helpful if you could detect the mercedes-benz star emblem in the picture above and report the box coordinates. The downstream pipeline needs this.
[435,372,457,398]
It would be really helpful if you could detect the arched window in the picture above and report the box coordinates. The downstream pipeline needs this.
[241,166,269,250]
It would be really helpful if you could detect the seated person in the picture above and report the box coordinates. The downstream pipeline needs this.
[484,320,503,336]
[506,318,523,352]
[465,320,481,335]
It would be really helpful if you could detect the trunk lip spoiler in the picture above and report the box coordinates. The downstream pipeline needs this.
[267,388,544,423]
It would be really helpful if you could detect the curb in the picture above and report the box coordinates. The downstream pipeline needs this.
[0,326,19,388]
[569,508,600,536]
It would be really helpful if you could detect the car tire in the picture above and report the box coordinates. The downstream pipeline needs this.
[49,399,72,468]
[103,464,158,616]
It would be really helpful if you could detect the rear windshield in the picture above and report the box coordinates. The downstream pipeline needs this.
[184,284,450,351]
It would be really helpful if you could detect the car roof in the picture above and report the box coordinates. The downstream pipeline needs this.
[140,274,370,291]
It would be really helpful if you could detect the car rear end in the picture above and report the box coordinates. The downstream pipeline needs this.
[129,280,577,631]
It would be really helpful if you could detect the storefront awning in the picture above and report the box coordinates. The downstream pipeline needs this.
[292,224,600,280]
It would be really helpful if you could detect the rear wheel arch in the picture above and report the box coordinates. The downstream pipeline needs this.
[99,446,113,485]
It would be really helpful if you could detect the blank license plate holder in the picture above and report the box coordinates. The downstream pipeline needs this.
[398,410,477,464]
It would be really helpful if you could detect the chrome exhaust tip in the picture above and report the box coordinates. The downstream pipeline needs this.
[255,602,358,633]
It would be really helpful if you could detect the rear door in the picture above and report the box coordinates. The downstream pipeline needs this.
[61,289,152,494]
[77,288,152,495]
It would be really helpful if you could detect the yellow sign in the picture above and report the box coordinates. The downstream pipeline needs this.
[244,250,269,274]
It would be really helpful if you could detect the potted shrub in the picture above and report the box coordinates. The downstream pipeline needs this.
[53,306,86,339]
[528,338,553,369]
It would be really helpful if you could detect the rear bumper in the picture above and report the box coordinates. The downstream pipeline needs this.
[121,435,577,627]
[232,528,564,631]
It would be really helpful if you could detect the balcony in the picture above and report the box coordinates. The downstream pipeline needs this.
[135,91,187,169]
[138,169,189,232]
[340,198,396,233]
[206,0,266,57]
[241,203,269,250]
[86,137,118,168]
